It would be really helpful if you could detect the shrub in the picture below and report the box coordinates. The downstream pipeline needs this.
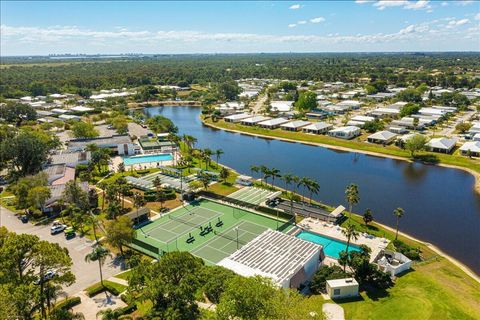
[54,296,81,310]
[309,265,349,294]
[85,281,124,297]
[393,239,421,261]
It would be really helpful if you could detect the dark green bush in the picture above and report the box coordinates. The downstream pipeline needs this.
[54,296,81,310]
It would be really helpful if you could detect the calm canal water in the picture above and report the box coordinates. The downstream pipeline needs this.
[145,106,480,274]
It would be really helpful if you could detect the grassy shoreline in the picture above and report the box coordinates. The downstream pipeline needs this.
[202,117,480,195]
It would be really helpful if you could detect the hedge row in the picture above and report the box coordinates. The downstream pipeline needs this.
[54,296,81,310]
[85,281,123,297]
[143,188,176,202]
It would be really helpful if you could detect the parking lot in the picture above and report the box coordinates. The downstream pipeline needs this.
[0,205,124,295]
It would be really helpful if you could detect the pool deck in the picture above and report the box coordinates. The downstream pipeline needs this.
[298,217,390,262]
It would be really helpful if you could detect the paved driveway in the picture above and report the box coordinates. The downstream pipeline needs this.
[0,205,124,295]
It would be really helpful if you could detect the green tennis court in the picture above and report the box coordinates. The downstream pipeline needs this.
[130,198,294,264]
[228,187,279,206]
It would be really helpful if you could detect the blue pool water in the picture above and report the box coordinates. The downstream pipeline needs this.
[123,153,173,166]
[296,230,361,258]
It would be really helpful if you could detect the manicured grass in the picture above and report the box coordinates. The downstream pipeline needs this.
[340,259,480,320]
[85,280,127,297]
[115,270,132,281]
[204,118,480,174]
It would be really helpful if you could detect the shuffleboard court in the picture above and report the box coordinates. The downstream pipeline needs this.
[130,198,294,263]
[228,187,279,206]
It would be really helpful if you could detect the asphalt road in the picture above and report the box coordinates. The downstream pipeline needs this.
[0,205,124,295]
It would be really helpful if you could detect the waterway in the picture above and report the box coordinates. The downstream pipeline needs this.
[145,106,480,274]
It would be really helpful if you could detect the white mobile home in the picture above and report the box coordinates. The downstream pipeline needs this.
[328,126,361,140]
[459,141,480,157]
[281,120,311,131]
[241,116,271,126]
[258,118,289,129]
[367,131,397,145]
[224,113,251,123]
[426,137,457,154]
[303,122,333,134]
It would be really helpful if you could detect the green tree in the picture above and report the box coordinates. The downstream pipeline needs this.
[341,224,359,272]
[399,103,421,117]
[309,265,349,294]
[405,134,428,158]
[216,81,241,101]
[394,207,405,240]
[26,186,51,214]
[146,115,177,133]
[345,183,360,221]
[455,122,472,134]
[363,208,374,228]
[294,91,317,111]
[71,121,99,139]
[105,216,135,256]
[397,88,422,103]
[198,173,212,191]
[363,119,385,133]
[62,180,89,210]
[198,266,236,304]
[219,167,230,182]
[0,102,37,125]
[85,245,112,287]
[217,276,279,320]
[281,173,293,192]
[215,148,224,167]
[132,192,146,222]
[156,189,168,211]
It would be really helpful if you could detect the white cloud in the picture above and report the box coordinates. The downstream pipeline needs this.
[2,19,478,55]
[441,1,448,6]
[367,1,432,11]
[297,20,307,25]
[288,24,297,28]
[289,4,301,10]
[455,0,474,6]
[475,13,480,21]
[355,0,373,3]
[310,17,326,23]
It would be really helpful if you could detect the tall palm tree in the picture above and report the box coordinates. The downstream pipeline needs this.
[85,245,112,286]
[286,192,300,224]
[260,165,269,186]
[345,183,360,222]
[281,173,293,192]
[306,179,320,204]
[250,165,260,179]
[292,175,300,194]
[341,224,359,272]
[393,207,405,240]
[132,192,146,224]
[215,149,224,167]
[269,167,281,188]
[202,148,213,169]
[299,177,312,202]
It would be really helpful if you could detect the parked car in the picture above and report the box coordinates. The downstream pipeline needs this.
[64,227,76,239]
[34,269,56,285]
[20,215,29,223]
[141,124,148,128]
[50,224,67,235]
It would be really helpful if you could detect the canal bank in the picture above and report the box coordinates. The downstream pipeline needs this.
[144,106,480,275]
[202,118,480,195]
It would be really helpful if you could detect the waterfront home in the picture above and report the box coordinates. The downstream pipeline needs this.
[367,131,397,145]
[235,175,254,186]
[396,133,427,147]
[303,122,333,134]
[326,278,359,299]
[281,120,311,131]
[217,102,245,114]
[270,101,294,112]
[224,113,251,123]
[459,141,480,157]
[426,137,457,154]
[328,126,361,140]
[241,116,271,126]
[218,229,323,289]
[258,117,290,129]
[373,249,412,276]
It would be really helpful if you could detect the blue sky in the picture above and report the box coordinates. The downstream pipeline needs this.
[1,1,479,55]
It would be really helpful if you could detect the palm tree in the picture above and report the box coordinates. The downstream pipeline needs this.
[286,192,301,224]
[117,163,125,175]
[306,179,320,204]
[182,134,197,153]
[215,149,224,167]
[281,173,293,192]
[202,148,213,169]
[393,207,405,240]
[341,224,359,272]
[260,165,269,186]
[345,183,360,222]
[153,176,162,191]
[156,190,167,211]
[250,165,260,179]
[269,167,281,188]
[132,192,146,223]
[298,177,310,202]
[292,175,300,194]
[85,245,112,286]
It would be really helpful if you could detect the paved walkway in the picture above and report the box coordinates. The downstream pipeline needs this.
[107,276,129,287]
[323,303,345,320]
[72,291,127,320]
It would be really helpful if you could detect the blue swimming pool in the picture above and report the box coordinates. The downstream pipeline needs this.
[296,230,361,259]
[123,153,173,166]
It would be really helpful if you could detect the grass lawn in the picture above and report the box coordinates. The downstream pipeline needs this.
[115,270,132,281]
[203,118,480,175]
[340,259,480,320]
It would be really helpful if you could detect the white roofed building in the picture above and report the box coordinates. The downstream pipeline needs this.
[241,116,271,126]
[326,278,359,299]
[217,229,323,289]
[459,141,480,157]
[270,101,294,112]
[258,118,290,129]
[281,120,311,131]
[328,126,361,140]
[224,113,251,123]
[367,131,397,145]
[426,137,457,154]
[303,122,333,134]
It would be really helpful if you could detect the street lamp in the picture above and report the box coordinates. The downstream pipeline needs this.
[235,226,239,250]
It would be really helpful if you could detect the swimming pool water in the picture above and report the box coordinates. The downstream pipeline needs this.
[296,230,361,258]
[123,153,173,166]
